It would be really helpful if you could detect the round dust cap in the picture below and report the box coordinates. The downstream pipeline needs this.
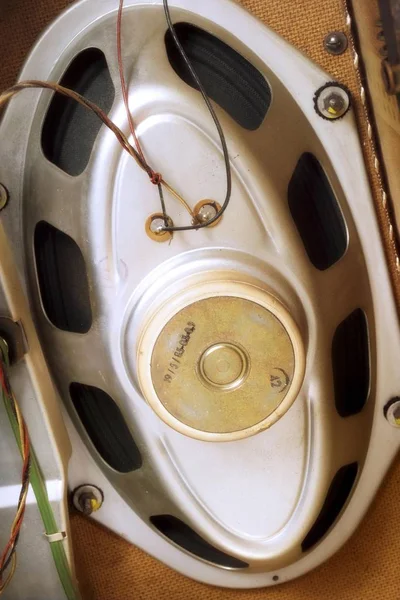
[137,288,305,442]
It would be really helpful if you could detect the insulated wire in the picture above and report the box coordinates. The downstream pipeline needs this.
[0,340,78,600]
[0,347,30,595]
[0,80,177,229]
[117,0,146,165]
[161,0,232,231]
[0,81,149,172]
[0,1,231,231]
[117,0,195,222]
[0,79,194,224]
[117,0,167,224]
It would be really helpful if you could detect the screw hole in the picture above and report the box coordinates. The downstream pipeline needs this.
[273,575,279,582]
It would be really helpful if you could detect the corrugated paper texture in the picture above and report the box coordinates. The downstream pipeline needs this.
[1,0,400,598]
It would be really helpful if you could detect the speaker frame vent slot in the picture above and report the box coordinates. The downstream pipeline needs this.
[41,47,115,176]
[301,462,358,552]
[332,309,370,417]
[70,383,142,473]
[288,152,348,270]
[165,22,271,131]
[150,515,248,569]
[34,221,92,333]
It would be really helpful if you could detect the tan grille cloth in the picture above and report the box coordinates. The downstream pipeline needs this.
[1,1,400,599]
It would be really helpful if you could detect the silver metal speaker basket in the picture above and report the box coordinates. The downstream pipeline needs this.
[1,0,400,593]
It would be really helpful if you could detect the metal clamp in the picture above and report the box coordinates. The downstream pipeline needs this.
[44,531,67,543]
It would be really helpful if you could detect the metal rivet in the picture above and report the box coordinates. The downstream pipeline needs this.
[72,484,104,515]
[193,200,222,228]
[150,217,167,234]
[384,398,400,427]
[145,213,174,242]
[324,31,348,55]
[198,204,217,223]
[0,183,9,211]
[314,83,351,120]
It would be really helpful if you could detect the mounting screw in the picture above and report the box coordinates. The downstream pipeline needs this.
[314,82,351,120]
[193,200,222,228]
[72,484,104,515]
[324,31,348,55]
[384,398,400,427]
[0,183,9,211]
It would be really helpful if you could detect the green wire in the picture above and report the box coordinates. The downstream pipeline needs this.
[0,339,79,600]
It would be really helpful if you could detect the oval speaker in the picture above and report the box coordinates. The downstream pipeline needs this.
[0,0,400,592]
